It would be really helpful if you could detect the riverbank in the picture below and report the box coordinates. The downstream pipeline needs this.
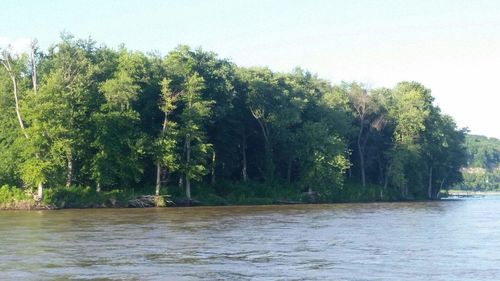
[443,189,500,197]
[0,181,413,210]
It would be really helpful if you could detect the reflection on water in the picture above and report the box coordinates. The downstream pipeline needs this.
[1,198,500,280]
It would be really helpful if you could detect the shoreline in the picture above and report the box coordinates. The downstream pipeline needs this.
[0,197,453,211]
[445,190,500,197]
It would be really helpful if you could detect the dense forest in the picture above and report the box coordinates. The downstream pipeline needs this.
[0,36,469,207]
[457,135,500,191]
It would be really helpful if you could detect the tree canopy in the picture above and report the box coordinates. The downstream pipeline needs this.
[0,36,470,203]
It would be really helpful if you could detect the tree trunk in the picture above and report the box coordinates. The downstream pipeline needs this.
[186,177,191,201]
[435,178,446,199]
[178,175,183,189]
[211,150,216,186]
[37,182,44,201]
[96,182,101,193]
[66,150,73,188]
[377,153,384,185]
[185,136,191,200]
[252,114,273,181]
[1,57,29,139]
[156,109,169,196]
[155,160,161,196]
[30,40,38,95]
[428,166,433,199]
[384,163,392,190]
[241,131,248,182]
[357,124,366,187]
[264,142,274,182]
[286,157,292,184]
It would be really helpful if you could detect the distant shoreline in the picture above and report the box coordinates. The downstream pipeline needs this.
[445,190,500,197]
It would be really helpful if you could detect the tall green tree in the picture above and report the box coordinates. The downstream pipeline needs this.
[154,78,179,196]
[91,49,147,191]
[386,82,431,198]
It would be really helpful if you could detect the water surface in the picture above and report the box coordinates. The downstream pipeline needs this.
[1,197,500,280]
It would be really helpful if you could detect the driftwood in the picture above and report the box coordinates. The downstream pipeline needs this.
[128,195,173,208]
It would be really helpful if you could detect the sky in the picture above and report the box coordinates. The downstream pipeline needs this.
[1,0,499,138]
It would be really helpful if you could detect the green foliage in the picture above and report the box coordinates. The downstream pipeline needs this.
[0,36,470,207]
[452,135,499,191]
[0,185,33,209]
[43,186,135,208]
[91,110,146,188]
[465,135,500,169]
[332,182,400,202]
[460,170,500,191]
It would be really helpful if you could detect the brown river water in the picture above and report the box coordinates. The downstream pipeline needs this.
[1,197,500,280]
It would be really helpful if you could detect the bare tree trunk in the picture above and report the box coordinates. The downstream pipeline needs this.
[436,178,446,199]
[185,136,191,200]
[250,109,273,181]
[37,183,44,201]
[30,40,38,95]
[1,55,29,139]
[66,151,73,188]
[178,175,183,188]
[186,177,191,200]
[384,164,391,190]
[3,49,45,200]
[377,153,384,185]
[156,109,170,196]
[155,160,161,196]
[357,125,366,187]
[211,150,216,186]
[241,133,248,182]
[428,166,433,199]
[286,157,292,184]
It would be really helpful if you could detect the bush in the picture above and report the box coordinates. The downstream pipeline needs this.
[185,180,302,205]
[44,186,136,208]
[0,185,34,209]
[331,181,400,202]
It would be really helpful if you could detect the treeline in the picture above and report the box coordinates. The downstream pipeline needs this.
[0,36,467,204]
[457,135,500,191]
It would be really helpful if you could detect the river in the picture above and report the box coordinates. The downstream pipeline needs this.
[1,197,500,280]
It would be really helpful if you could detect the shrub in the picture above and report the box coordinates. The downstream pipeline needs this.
[0,185,34,209]
[44,186,136,208]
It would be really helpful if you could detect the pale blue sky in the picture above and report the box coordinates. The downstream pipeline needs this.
[1,0,499,138]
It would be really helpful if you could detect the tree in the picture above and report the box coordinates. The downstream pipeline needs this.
[346,82,379,187]
[239,68,304,182]
[154,78,180,196]
[386,82,431,198]
[297,122,349,199]
[178,74,213,200]
[91,49,146,191]
[1,42,46,199]
[0,37,472,206]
